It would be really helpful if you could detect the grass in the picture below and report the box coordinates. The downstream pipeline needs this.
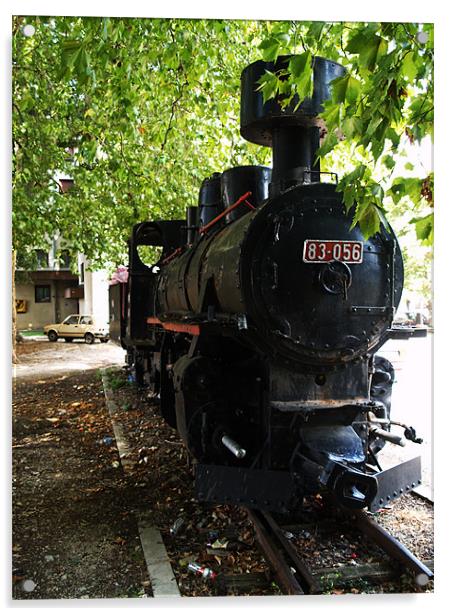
[20,329,45,337]
[99,366,127,391]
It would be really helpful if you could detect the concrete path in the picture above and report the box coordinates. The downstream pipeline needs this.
[13,339,125,381]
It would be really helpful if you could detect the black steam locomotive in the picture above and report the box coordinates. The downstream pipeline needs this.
[109,56,425,512]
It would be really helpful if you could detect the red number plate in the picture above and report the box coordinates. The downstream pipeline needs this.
[303,239,363,264]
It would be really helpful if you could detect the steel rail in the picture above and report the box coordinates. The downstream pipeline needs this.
[247,509,320,595]
[248,505,433,595]
[351,510,434,586]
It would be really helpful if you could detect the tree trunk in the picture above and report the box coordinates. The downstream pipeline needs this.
[12,249,17,364]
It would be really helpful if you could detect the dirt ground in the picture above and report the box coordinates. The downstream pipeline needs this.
[13,340,153,599]
[12,339,434,599]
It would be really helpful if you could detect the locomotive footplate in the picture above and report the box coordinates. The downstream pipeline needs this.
[195,464,300,512]
[368,456,422,512]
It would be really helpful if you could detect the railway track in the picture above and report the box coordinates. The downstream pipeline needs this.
[247,502,434,595]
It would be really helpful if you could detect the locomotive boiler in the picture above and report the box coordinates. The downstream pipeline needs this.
[109,56,426,512]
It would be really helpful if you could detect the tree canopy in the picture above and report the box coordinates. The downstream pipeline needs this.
[12,17,433,279]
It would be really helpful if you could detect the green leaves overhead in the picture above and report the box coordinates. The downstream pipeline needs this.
[13,17,273,266]
[12,16,433,274]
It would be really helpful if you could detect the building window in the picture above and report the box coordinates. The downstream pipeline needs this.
[35,284,51,303]
[80,262,85,284]
[60,250,71,269]
[36,250,49,269]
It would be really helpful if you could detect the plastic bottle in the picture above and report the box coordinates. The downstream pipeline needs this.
[187,562,217,581]
[170,517,185,536]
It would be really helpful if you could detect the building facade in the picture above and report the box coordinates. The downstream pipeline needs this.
[15,246,109,331]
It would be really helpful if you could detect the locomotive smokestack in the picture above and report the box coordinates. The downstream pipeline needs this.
[240,56,346,197]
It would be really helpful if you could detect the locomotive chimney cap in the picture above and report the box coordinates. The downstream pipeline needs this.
[240,55,346,147]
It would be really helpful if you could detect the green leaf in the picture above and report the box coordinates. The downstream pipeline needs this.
[355,203,382,239]
[342,116,363,140]
[401,51,418,82]
[256,70,279,103]
[410,213,433,244]
[390,179,407,204]
[322,102,341,128]
[359,35,388,71]
[289,52,311,79]
[343,185,356,212]
[382,155,395,170]
[259,37,281,62]
[343,164,367,184]
[306,22,325,40]
[289,52,313,104]
[316,132,338,158]
[346,31,369,54]
[370,183,384,201]
[331,74,361,104]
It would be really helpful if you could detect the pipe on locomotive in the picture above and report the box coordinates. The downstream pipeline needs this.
[221,434,247,459]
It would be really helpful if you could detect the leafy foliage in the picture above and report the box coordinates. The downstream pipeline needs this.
[12,17,433,272]
[256,21,433,241]
[13,16,272,267]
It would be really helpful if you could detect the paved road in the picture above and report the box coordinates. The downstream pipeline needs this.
[378,333,433,500]
[13,339,125,382]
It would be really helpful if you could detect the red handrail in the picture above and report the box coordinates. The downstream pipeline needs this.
[199,191,254,235]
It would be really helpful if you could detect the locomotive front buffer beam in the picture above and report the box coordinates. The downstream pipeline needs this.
[194,455,422,514]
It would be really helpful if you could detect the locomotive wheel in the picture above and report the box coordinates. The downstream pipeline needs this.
[47,330,58,342]
[84,332,95,345]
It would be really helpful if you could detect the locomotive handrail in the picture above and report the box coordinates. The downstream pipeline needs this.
[199,191,254,234]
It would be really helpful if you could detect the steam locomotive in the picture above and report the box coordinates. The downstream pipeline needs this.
[109,56,425,512]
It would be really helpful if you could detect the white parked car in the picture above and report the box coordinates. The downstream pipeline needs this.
[44,314,109,344]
